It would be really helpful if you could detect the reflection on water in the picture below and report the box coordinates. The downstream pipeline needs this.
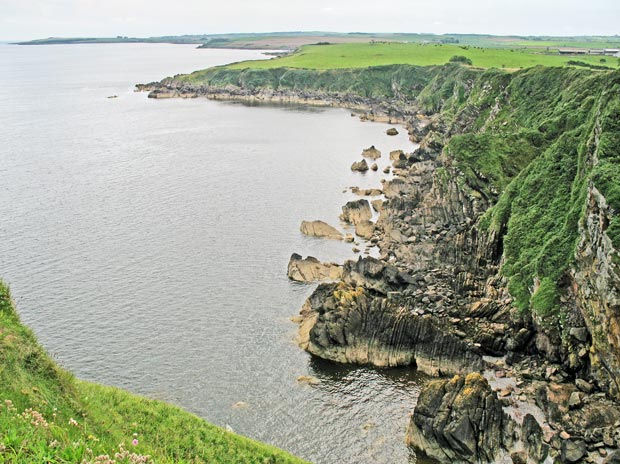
[1,43,429,463]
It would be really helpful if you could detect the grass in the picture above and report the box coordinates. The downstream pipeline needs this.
[226,42,619,71]
[0,281,306,464]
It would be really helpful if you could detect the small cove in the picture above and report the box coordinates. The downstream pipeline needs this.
[0,43,430,463]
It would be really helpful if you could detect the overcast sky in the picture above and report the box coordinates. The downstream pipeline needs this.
[1,0,619,41]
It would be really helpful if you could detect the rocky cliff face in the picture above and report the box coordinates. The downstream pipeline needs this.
[573,185,620,400]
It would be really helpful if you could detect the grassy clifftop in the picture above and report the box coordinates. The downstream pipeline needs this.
[0,281,305,463]
[225,42,619,70]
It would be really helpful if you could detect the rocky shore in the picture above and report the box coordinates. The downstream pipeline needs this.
[138,64,620,463]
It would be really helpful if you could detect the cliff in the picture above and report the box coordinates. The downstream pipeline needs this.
[140,63,620,462]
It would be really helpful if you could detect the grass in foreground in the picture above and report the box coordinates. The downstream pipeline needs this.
[227,42,619,71]
[0,281,306,463]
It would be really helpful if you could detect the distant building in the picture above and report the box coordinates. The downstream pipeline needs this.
[589,49,605,55]
[604,48,620,55]
[558,48,588,55]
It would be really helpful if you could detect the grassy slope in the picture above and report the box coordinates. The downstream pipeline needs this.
[0,281,306,463]
[226,43,619,70]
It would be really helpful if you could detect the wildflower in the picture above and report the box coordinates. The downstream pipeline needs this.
[132,439,138,446]
[69,417,78,426]
[49,440,60,448]
[0,443,6,453]
[21,408,48,428]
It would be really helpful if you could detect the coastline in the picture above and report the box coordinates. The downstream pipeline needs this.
[137,63,620,463]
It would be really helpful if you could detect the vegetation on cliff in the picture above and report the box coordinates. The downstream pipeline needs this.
[165,62,620,326]
[0,281,305,463]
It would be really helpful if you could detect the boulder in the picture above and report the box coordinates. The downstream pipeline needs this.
[406,373,513,463]
[370,163,378,171]
[386,128,399,136]
[340,199,372,225]
[355,220,376,239]
[287,254,343,282]
[361,145,382,160]
[300,220,343,240]
[351,159,369,172]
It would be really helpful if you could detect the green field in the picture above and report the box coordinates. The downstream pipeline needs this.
[0,281,306,463]
[228,42,619,70]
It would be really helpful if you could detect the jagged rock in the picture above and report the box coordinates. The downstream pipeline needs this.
[344,234,355,243]
[383,166,391,174]
[522,414,549,463]
[355,220,375,239]
[351,159,369,172]
[386,128,399,136]
[406,373,514,463]
[362,145,381,159]
[287,254,343,282]
[561,439,586,463]
[340,199,372,225]
[300,220,343,240]
[371,163,378,171]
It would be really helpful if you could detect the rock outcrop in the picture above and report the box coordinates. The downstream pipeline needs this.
[297,281,484,375]
[287,254,343,282]
[300,220,343,240]
[340,199,372,225]
[406,374,514,463]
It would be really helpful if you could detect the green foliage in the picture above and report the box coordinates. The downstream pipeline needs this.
[0,281,306,464]
[531,278,560,316]
[449,55,473,65]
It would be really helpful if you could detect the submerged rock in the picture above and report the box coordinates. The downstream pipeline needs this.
[340,199,372,225]
[287,254,343,282]
[362,145,382,160]
[300,220,343,240]
[406,373,514,463]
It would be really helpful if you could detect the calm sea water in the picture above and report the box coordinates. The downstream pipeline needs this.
[0,43,428,463]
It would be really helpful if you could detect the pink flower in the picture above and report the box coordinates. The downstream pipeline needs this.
[132,439,139,446]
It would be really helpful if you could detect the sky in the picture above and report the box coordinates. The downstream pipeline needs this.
[1,0,619,41]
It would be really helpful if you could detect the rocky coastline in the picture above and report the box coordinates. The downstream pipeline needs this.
[138,64,620,463]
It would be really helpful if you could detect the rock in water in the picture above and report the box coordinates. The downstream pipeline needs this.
[386,128,399,136]
[355,220,376,239]
[287,254,343,282]
[406,373,514,463]
[300,220,343,240]
[340,199,372,225]
[351,159,369,172]
[361,145,382,159]
[370,163,378,171]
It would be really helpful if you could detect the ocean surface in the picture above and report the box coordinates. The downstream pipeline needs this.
[0,43,429,463]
